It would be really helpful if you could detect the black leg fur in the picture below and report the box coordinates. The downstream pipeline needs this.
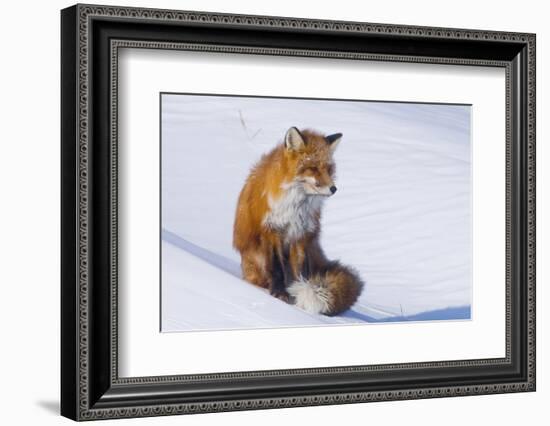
[270,246,290,302]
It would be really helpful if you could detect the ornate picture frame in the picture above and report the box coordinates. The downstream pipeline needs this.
[61,3,536,421]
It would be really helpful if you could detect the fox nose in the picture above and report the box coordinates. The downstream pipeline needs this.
[330,186,337,194]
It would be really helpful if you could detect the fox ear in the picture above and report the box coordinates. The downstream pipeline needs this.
[285,127,306,151]
[326,133,343,152]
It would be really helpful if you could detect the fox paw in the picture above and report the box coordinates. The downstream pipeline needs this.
[270,289,291,303]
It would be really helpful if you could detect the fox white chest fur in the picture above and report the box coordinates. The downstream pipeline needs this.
[263,182,323,243]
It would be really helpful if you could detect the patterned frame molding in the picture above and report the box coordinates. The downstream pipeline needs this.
[61,3,536,421]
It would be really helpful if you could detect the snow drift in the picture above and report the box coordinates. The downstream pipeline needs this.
[161,94,472,332]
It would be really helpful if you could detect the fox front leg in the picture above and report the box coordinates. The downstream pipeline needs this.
[289,242,307,280]
[270,242,291,303]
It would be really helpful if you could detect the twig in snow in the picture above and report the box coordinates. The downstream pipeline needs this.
[251,128,262,140]
[238,109,247,131]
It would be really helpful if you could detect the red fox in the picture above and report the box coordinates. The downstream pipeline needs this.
[233,127,363,315]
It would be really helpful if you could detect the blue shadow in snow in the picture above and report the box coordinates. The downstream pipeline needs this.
[342,305,471,323]
[162,229,242,278]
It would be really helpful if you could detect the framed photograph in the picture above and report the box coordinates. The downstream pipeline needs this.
[61,4,536,421]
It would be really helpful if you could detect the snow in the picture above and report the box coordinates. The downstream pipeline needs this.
[161,94,472,332]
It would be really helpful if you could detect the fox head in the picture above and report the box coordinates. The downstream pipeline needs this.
[283,127,342,196]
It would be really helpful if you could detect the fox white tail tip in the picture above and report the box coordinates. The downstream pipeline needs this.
[288,279,332,315]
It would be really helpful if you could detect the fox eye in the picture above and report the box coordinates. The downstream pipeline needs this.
[327,165,335,175]
[304,166,318,174]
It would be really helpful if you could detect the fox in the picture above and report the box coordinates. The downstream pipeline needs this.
[233,127,363,316]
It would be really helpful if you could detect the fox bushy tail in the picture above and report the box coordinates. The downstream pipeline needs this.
[287,261,363,316]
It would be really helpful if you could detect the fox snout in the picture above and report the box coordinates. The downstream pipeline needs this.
[309,183,337,196]
[321,185,337,196]
[320,184,337,196]
[298,176,337,196]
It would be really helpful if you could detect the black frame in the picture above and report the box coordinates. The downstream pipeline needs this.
[61,4,536,421]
